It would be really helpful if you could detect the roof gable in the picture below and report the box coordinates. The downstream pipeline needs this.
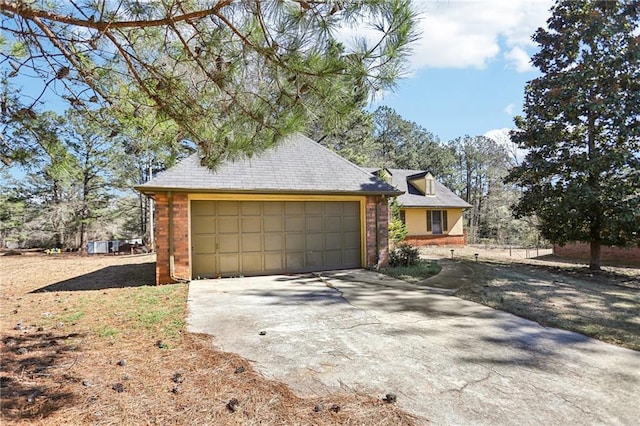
[136,134,401,196]
[366,168,471,209]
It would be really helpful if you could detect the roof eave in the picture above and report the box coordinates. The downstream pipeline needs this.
[134,186,403,197]
[399,204,472,209]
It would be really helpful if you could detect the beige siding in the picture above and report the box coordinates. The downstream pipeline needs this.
[447,209,464,235]
[402,208,465,236]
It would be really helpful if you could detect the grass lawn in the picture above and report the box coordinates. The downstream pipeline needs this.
[382,260,442,283]
[0,253,414,425]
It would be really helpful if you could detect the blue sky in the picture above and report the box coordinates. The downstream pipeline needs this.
[370,0,554,143]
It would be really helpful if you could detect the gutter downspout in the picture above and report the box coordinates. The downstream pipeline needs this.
[167,191,189,283]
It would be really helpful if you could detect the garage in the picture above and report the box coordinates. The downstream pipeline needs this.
[191,200,362,277]
[136,133,401,284]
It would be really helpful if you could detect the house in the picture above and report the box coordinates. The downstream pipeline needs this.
[136,134,402,284]
[366,168,471,246]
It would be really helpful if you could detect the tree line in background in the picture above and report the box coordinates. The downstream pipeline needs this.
[312,105,541,246]
[1,101,540,250]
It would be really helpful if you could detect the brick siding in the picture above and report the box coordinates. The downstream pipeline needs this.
[154,192,190,284]
[553,243,640,265]
[404,234,466,247]
[364,195,390,268]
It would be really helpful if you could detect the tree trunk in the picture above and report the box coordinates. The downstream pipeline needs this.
[589,240,601,270]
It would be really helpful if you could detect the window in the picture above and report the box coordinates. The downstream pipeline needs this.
[399,210,406,224]
[426,177,435,195]
[426,210,448,234]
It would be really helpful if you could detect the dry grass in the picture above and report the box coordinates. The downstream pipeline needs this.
[0,253,415,425]
[422,245,640,351]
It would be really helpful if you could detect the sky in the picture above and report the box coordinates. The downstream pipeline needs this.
[371,0,555,143]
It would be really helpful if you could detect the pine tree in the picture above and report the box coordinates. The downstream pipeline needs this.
[1,1,418,167]
[506,0,640,270]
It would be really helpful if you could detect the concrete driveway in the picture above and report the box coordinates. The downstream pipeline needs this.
[187,270,640,425]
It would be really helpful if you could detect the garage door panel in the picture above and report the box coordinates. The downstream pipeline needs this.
[286,233,304,251]
[242,234,262,252]
[193,235,217,253]
[219,235,239,253]
[219,217,239,233]
[286,202,304,215]
[192,216,216,233]
[242,217,261,233]
[286,252,305,271]
[305,216,322,232]
[219,254,239,274]
[324,202,343,215]
[264,216,283,232]
[191,201,214,216]
[343,231,360,249]
[343,202,359,216]
[343,216,359,229]
[325,217,342,232]
[343,249,361,266]
[285,217,303,232]
[241,202,261,215]
[218,201,239,215]
[306,233,324,251]
[264,253,283,271]
[324,250,342,266]
[192,254,215,278]
[306,251,323,268]
[264,202,283,215]
[325,232,342,250]
[241,253,262,272]
[191,200,361,277]
[264,234,283,251]
[305,202,323,215]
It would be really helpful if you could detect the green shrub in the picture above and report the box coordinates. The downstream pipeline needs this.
[389,243,419,267]
[388,198,407,245]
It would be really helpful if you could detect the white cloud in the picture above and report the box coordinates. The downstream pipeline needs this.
[484,128,527,165]
[407,0,553,72]
[504,46,534,72]
[504,103,515,115]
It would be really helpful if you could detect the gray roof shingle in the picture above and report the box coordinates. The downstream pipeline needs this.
[367,168,472,209]
[136,133,401,195]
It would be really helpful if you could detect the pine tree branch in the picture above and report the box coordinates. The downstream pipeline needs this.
[1,0,233,31]
[29,16,110,105]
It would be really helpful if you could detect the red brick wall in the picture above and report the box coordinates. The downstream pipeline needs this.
[405,234,466,247]
[155,193,170,284]
[154,192,190,285]
[172,193,190,279]
[365,196,390,268]
[553,243,640,265]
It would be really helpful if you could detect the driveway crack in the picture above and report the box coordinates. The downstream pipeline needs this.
[340,322,382,330]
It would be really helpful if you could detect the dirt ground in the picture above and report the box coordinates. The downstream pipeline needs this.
[422,245,640,351]
[0,253,414,425]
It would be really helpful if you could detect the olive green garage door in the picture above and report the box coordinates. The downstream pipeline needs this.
[191,200,362,278]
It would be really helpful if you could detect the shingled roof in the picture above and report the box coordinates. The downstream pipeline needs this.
[365,168,471,209]
[136,133,402,196]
